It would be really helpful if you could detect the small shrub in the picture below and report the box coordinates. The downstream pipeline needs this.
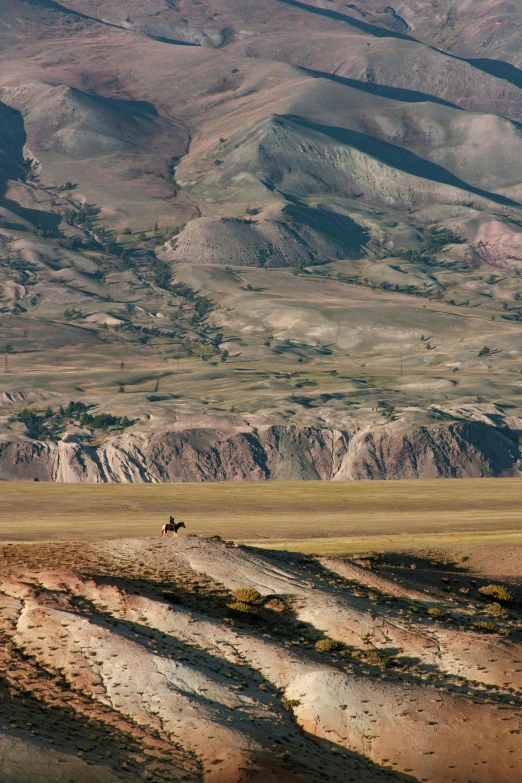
[64,307,84,321]
[478,584,515,604]
[485,602,508,619]
[281,697,300,710]
[472,621,497,634]
[359,650,389,667]
[233,588,263,605]
[264,597,288,613]
[315,638,343,652]
[427,607,445,619]
[227,601,259,617]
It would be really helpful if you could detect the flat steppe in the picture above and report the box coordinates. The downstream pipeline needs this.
[1,477,522,553]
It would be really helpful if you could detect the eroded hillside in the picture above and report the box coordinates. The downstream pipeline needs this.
[0,536,521,782]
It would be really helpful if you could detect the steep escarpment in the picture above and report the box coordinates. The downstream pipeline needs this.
[0,421,518,483]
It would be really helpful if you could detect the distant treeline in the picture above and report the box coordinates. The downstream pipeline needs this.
[17,400,132,440]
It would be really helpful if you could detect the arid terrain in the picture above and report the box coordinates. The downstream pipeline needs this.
[0,527,521,783]
[4,0,522,479]
[1,480,520,781]
[2,3,522,779]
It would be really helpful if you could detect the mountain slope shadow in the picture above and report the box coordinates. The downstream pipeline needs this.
[0,101,27,184]
[0,100,60,230]
[287,115,521,207]
[279,0,522,99]
[23,0,198,45]
[283,203,370,257]
[297,66,460,109]
[69,572,419,783]
[277,0,416,41]
[466,57,522,91]
[21,0,121,28]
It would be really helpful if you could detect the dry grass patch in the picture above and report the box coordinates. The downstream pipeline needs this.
[315,638,343,652]
[478,584,515,603]
[472,620,499,634]
[232,587,264,605]
[226,600,259,618]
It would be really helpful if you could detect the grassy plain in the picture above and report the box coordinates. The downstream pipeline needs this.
[1,478,522,553]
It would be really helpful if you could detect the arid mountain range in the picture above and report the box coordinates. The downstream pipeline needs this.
[3,0,522,479]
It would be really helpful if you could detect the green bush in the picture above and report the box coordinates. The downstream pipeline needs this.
[79,411,131,430]
[396,225,464,266]
[478,584,515,603]
[359,649,389,667]
[227,601,259,617]
[472,621,497,634]
[17,408,49,440]
[485,602,508,619]
[233,588,263,605]
[315,638,343,652]
[427,607,445,619]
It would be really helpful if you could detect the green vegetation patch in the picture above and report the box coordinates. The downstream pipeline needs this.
[315,638,343,652]
[478,583,515,604]
[232,587,264,605]
[17,400,132,440]
[397,225,464,266]
[471,620,498,634]
[226,600,259,617]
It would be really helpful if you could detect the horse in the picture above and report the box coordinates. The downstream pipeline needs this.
[162,516,186,538]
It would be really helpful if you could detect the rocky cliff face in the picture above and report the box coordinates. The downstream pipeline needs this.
[0,421,518,483]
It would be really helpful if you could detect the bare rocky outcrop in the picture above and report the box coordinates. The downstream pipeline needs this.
[341,421,519,480]
[0,420,518,482]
